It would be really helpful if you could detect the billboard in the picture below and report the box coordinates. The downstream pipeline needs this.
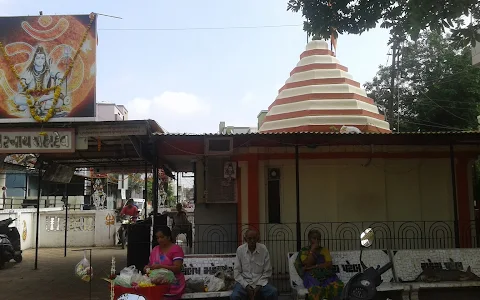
[0,14,97,123]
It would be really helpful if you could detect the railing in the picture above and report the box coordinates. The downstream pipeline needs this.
[190,221,479,252]
[0,197,91,210]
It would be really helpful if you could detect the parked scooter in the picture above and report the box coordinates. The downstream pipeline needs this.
[341,228,393,300]
[0,217,22,269]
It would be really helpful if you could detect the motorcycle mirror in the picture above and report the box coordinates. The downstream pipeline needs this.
[360,227,375,248]
[118,294,146,300]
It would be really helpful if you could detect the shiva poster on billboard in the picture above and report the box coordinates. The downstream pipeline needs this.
[0,13,97,123]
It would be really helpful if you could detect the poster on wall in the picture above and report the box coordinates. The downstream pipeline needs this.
[0,14,97,123]
[91,177,107,210]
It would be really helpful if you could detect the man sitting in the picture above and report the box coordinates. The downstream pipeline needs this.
[162,203,193,247]
[231,229,278,300]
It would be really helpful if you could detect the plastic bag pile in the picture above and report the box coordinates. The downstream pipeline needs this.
[113,266,176,288]
[185,270,235,293]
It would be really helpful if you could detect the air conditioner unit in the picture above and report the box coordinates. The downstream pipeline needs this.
[204,137,233,155]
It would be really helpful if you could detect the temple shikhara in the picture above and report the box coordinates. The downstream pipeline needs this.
[259,39,391,133]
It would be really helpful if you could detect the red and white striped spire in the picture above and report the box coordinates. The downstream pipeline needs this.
[259,40,391,133]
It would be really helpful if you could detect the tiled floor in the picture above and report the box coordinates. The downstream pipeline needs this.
[0,247,128,300]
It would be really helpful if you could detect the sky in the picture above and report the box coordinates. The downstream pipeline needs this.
[1,0,391,133]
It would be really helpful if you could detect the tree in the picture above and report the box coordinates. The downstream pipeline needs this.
[287,0,480,47]
[128,173,144,194]
[364,30,480,132]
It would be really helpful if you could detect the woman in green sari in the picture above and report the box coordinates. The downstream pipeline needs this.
[294,230,343,300]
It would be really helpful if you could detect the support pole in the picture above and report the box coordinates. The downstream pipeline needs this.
[449,145,460,248]
[193,162,197,203]
[176,172,179,204]
[153,161,158,216]
[64,183,68,257]
[388,44,397,127]
[144,162,148,220]
[295,145,301,251]
[34,165,42,270]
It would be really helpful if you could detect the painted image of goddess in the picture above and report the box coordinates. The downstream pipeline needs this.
[13,45,71,117]
[91,178,106,210]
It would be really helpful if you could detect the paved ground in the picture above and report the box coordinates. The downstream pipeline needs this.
[0,247,128,300]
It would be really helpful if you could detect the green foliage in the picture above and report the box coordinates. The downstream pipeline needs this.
[128,173,143,193]
[287,0,480,47]
[364,31,480,132]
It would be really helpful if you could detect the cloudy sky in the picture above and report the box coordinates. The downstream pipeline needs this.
[2,0,391,133]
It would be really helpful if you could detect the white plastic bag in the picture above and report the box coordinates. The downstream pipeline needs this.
[120,265,137,278]
[114,265,137,287]
[205,275,225,292]
[75,250,93,282]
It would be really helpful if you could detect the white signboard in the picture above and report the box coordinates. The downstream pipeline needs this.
[394,249,480,282]
[330,250,394,283]
[0,129,74,153]
[77,124,147,137]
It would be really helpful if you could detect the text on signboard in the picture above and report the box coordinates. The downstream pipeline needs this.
[0,133,70,149]
[420,259,464,270]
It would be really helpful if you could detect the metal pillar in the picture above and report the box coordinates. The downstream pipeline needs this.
[64,183,68,257]
[153,162,159,216]
[34,166,42,270]
[449,145,460,248]
[144,162,148,220]
[176,172,179,204]
[193,162,197,203]
[295,145,301,251]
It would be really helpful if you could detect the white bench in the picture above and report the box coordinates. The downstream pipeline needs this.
[288,251,410,300]
[181,254,236,299]
[393,249,480,300]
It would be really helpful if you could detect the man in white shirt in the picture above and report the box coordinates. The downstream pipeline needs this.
[231,229,278,300]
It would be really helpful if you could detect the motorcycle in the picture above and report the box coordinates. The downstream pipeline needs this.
[0,217,22,269]
[341,228,393,300]
[118,216,135,250]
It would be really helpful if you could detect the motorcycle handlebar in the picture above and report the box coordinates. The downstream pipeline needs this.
[377,262,393,275]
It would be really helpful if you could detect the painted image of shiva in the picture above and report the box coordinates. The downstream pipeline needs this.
[13,46,71,117]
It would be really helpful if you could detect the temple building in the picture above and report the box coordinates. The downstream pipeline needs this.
[156,39,480,261]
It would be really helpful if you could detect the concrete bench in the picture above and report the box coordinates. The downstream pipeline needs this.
[288,251,410,300]
[393,249,480,300]
[181,254,236,299]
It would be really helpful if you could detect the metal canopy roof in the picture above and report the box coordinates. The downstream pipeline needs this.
[0,120,163,173]
[153,130,480,172]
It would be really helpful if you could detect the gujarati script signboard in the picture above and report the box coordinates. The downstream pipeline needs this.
[0,129,74,153]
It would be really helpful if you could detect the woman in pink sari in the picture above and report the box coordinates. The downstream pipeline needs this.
[145,226,186,299]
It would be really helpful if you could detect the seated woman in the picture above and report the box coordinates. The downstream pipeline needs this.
[294,229,343,300]
[144,226,186,300]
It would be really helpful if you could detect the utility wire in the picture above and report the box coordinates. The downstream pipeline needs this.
[418,90,471,123]
[98,24,303,31]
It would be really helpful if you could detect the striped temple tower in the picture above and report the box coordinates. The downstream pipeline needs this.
[259,40,391,133]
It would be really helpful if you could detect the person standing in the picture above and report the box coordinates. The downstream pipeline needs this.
[231,229,278,300]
